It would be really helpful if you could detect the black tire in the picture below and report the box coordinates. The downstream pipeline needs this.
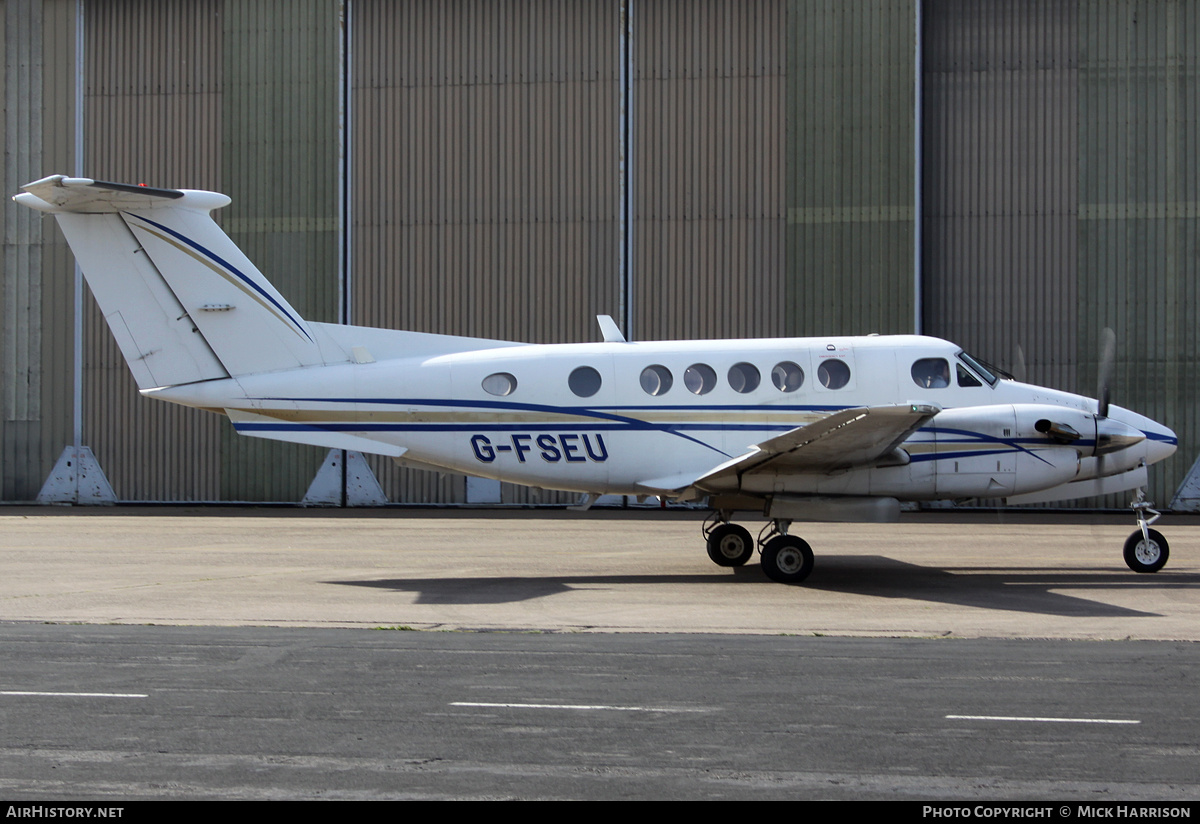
[1123,528,1169,573]
[760,535,814,584]
[706,523,754,567]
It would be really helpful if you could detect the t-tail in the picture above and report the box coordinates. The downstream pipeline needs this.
[14,175,324,389]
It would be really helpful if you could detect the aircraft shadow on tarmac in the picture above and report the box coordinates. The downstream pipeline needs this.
[330,556,1198,618]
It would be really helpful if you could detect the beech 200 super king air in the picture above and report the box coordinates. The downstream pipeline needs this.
[15,176,1180,584]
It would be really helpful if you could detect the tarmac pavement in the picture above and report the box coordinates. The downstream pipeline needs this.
[2,506,1197,640]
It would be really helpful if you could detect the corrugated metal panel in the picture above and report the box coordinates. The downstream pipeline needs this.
[921,0,1199,508]
[82,0,341,501]
[922,0,1078,394]
[2,0,39,500]
[350,0,620,503]
[1077,0,1200,506]
[6,0,1193,512]
[218,0,340,501]
[2,0,77,501]
[84,0,224,189]
[79,0,219,499]
[82,0,227,500]
[785,0,916,337]
[633,0,786,341]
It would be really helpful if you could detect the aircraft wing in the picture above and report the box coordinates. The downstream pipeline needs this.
[638,403,939,496]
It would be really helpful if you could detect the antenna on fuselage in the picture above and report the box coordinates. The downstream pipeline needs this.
[596,315,627,343]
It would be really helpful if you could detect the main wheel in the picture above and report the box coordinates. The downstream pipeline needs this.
[706,523,754,567]
[760,535,814,584]
[1124,528,1169,573]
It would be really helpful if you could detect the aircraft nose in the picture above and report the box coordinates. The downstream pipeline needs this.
[1142,422,1178,465]
[1103,406,1177,466]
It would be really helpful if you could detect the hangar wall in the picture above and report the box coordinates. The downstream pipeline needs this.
[2,0,76,501]
[920,0,1200,506]
[632,0,786,342]
[2,0,1197,509]
[1077,0,1200,507]
[786,0,917,338]
[349,0,623,503]
[83,0,229,502]
[82,0,339,502]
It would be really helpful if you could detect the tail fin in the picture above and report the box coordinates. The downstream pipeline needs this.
[14,175,323,388]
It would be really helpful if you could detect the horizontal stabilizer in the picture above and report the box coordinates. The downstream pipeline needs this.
[15,175,188,213]
[226,409,408,458]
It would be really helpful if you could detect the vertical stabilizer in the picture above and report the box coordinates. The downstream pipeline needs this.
[15,175,324,386]
[52,210,229,388]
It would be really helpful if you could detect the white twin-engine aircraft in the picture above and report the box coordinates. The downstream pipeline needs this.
[16,175,1179,584]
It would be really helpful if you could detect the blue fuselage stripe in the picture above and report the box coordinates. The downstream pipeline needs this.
[236,397,1168,462]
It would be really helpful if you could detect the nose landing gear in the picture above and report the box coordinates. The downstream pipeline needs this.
[1124,489,1169,573]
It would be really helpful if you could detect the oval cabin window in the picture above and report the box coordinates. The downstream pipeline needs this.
[911,358,950,388]
[728,362,760,394]
[771,361,804,392]
[684,363,717,395]
[817,359,851,390]
[481,372,517,396]
[640,364,673,396]
[569,366,602,398]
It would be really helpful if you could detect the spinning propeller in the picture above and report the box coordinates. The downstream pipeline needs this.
[1030,327,1140,455]
[1097,326,1115,419]
[1091,327,1143,457]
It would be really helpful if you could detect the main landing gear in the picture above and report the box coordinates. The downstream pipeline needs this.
[1124,489,1169,573]
[703,513,814,584]
[703,519,754,567]
[704,488,1173,583]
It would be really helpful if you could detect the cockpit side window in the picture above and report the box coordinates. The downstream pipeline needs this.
[956,351,998,386]
[911,358,950,389]
[956,364,983,387]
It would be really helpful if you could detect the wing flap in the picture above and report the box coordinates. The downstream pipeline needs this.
[692,403,940,492]
[635,404,940,497]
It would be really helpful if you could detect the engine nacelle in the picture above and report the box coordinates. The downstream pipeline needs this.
[730,403,1148,503]
[926,405,1083,498]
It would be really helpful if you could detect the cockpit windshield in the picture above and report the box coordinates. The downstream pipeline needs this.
[956,350,999,387]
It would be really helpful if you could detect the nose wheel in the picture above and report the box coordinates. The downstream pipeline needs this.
[1125,489,1169,573]
[1124,528,1168,573]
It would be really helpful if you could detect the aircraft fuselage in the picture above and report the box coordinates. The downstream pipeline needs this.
[149,332,1176,507]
